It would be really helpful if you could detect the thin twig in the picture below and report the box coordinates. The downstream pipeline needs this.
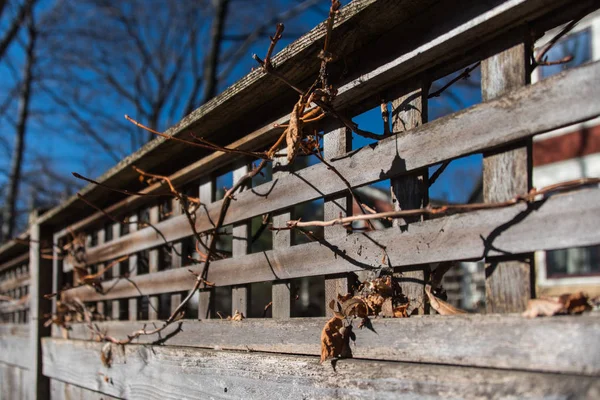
[277,178,600,229]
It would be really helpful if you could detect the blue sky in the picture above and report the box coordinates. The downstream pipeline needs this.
[0,0,482,215]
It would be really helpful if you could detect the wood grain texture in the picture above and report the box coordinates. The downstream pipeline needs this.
[271,151,292,319]
[111,222,122,322]
[45,0,587,238]
[324,124,352,315]
[0,334,30,369]
[50,379,120,400]
[231,165,250,316]
[197,179,214,320]
[0,362,29,400]
[391,86,429,315]
[64,314,600,376]
[482,43,532,313]
[42,337,600,400]
[64,188,600,303]
[127,214,138,322]
[81,61,600,266]
[28,215,52,400]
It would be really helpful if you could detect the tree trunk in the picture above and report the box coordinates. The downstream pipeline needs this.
[201,0,230,104]
[2,15,36,240]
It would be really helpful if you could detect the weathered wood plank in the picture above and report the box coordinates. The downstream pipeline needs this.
[482,42,532,313]
[42,337,600,399]
[323,124,352,314]
[391,84,429,315]
[0,253,28,274]
[50,379,120,400]
[197,179,214,320]
[65,314,600,376]
[0,274,29,293]
[127,214,139,322]
[0,334,30,369]
[0,362,29,400]
[83,62,600,265]
[271,151,292,319]
[0,323,29,337]
[29,213,52,400]
[64,187,600,303]
[231,165,250,316]
[47,0,592,238]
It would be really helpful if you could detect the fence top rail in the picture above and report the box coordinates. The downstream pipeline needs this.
[38,0,587,234]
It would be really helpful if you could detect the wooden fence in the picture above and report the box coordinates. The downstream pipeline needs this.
[2,0,600,398]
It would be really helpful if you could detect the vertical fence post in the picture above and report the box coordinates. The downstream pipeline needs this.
[391,83,429,315]
[148,206,160,320]
[51,233,61,337]
[272,151,292,319]
[170,199,183,315]
[110,222,121,321]
[127,214,139,321]
[482,40,533,313]
[198,178,214,319]
[29,210,51,399]
[324,123,353,315]
[95,228,105,317]
[231,163,250,316]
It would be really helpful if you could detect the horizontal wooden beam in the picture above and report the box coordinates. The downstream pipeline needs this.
[66,314,600,376]
[82,61,600,265]
[65,188,600,302]
[50,0,593,238]
[50,380,119,400]
[0,274,30,293]
[0,253,29,274]
[42,337,599,399]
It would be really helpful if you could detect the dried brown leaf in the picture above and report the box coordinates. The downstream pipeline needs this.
[523,292,591,318]
[393,303,409,318]
[425,285,467,315]
[100,343,112,368]
[230,310,245,321]
[320,316,352,363]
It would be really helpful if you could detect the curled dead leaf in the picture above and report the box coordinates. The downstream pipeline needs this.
[100,343,112,368]
[523,292,592,318]
[425,284,467,315]
[320,316,353,363]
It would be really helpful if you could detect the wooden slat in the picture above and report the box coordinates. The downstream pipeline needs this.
[127,214,138,322]
[82,62,600,266]
[482,43,532,313]
[42,337,600,399]
[0,253,28,274]
[197,179,213,319]
[110,222,121,321]
[391,84,429,315]
[65,314,600,376]
[271,151,291,319]
[231,165,250,316]
[50,379,120,400]
[0,334,30,369]
[47,0,593,239]
[323,124,352,315]
[0,273,29,293]
[0,362,29,400]
[64,188,600,302]
[148,207,160,321]
[52,233,62,337]
[95,228,106,317]
[0,323,30,336]
[29,213,52,400]
[169,198,183,317]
